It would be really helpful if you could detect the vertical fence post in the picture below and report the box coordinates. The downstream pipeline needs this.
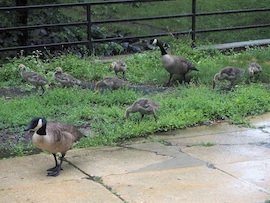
[86,4,92,55]
[191,0,196,47]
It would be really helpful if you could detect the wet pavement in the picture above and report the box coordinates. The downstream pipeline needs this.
[1,113,270,202]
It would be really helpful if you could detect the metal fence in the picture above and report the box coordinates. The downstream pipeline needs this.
[0,0,270,54]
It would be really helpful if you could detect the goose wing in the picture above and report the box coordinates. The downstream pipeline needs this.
[54,73,81,85]
[25,71,48,84]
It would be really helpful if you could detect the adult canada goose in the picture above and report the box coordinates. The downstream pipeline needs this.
[94,76,129,91]
[18,64,49,96]
[150,39,198,86]
[53,67,82,87]
[248,62,262,77]
[109,60,127,78]
[212,66,245,89]
[123,98,160,121]
[24,117,84,177]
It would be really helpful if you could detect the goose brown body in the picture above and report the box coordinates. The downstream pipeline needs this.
[123,98,160,121]
[32,122,83,154]
[213,66,245,89]
[24,117,84,176]
[18,64,49,95]
[109,60,127,77]
[53,67,81,87]
[94,76,129,91]
[151,39,198,86]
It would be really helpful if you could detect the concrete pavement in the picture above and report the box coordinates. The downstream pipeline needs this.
[1,113,270,203]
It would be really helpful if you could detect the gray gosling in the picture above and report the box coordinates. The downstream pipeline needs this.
[53,67,82,87]
[248,62,262,77]
[24,117,84,177]
[150,39,198,86]
[213,66,245,89]
[18,64,49,96]
[109,60,127,78]
[94,76,129,92]
[123,98,160,121]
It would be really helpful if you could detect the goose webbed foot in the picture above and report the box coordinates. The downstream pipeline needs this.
[47,165,61,177]
[47,165,63,172]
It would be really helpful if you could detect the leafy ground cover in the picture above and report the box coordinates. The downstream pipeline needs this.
[1,38,270,158]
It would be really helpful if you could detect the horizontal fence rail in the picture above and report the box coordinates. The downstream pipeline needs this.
[0,0,270,54]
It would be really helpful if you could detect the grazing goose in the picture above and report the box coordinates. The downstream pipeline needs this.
[18,64,49,96]
[150,39,198,86]
[123,98,160,121]
[212,66,245,89]
[94,76,129,91]
[109,60,127,78]
[248,62,262,77]
[24,117,84,177]
[53,67,82,87]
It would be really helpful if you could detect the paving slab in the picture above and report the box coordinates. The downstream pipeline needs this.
[217,159,270,192]
[0,154,122,203]
[66,146,172,176]
[182,145,270,165]
[103,166,270,203]
[152,123,269,146]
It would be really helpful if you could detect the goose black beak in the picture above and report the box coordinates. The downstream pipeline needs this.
[24,124,33,131]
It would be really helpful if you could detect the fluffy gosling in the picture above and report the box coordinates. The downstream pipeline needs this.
[18,64,49,96]
[109,60,127,78]
[123,98,160,121]
[94,76,129,92]
[53,67,82,87]
[213,66,245,89]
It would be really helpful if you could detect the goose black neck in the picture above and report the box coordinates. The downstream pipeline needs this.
[37,123,46,135]
[156,41,167,56]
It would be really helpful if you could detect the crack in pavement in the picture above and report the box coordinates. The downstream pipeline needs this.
[64,159,128,203]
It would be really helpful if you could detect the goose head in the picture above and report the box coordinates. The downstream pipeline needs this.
[150,38,158,46]
[55,67,63,74]
[18,64,27,73]
[24,117,47,135]
[109,62,117,72]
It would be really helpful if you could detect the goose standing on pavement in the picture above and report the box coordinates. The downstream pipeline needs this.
[123,98,160,121]
[24,117,84,177]
[18,64,49,96]
[150,39,198,86]
[53,67,82,87]
[212,66,245,89]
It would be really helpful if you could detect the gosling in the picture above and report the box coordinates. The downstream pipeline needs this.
[109,60,127,78]
[248,62,262,77]
[150,39,198,86]
[24,117,84,177]
[18,64,49,96]
[94,76,129,92]
[213,66,245,89]
[53,67,82,87]
[123,98,160,121]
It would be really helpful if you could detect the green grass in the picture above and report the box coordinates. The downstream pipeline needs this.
[76,0,270,45]
[1,38,270,158]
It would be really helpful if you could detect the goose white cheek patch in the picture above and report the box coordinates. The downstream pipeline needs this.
[34,119,43,131]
